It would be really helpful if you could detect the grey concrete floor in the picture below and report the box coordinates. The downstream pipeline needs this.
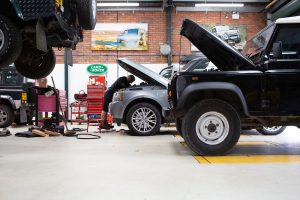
[0,124,300,200]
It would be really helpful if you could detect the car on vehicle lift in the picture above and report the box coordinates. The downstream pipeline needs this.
[0,0,97,79]
[0,65,35,128]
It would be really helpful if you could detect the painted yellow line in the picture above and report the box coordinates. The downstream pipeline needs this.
[180,141,188,147]
[194,155,300,164]
[237,141,273,146]
[174,135,183,139]
[180,141,274,147]
[240,134,252,137]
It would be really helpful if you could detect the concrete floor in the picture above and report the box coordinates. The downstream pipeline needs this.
[1,124,300,200]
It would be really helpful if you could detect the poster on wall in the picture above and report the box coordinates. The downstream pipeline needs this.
[91,23,148,51]
[191,24,247,51]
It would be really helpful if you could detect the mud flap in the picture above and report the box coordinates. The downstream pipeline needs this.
[36,18,47,52]
[20,106,27,123]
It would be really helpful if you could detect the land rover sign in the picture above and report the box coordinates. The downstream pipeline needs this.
[87,64,108,75]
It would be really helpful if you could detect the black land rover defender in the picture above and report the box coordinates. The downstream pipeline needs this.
[169,17,300,155]
[0,66,35,127]
[0,0,96,79]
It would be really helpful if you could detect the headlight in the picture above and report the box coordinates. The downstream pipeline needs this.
[113,91,124,101]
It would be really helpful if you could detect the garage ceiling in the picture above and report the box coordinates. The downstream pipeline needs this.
[97,0,298,19]
[97,0,273,12]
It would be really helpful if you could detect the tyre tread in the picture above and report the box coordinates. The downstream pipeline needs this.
[0,14,22,67]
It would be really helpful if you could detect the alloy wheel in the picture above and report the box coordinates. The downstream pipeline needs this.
[131,107,157,133]
[263,126,283,132]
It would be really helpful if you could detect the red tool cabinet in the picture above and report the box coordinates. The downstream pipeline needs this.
[86,76,106,132]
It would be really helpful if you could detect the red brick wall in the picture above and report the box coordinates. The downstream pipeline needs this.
[55,11,266,64]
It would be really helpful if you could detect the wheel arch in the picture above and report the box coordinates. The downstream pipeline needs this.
[123,98,163,123]
[0,96,16,110]
[177,82,249,117]
[0,1,23,23]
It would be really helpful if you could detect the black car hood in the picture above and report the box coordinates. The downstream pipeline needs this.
[117,58,169,88]
[180,19,255,70]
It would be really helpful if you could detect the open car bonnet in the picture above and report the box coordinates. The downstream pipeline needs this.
[180,19,255,70]
[117,58,169,88]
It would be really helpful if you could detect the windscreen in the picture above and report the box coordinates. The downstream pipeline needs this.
[242,23,275,58]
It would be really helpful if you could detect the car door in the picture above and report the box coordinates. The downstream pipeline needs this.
[265,24,300,116]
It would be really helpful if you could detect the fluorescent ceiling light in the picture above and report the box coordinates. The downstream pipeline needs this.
[97,3,139,7]
[195,3,244,8]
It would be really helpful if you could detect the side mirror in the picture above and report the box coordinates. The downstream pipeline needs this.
[272,41,282,59]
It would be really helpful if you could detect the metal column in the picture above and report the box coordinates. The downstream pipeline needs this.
[167,0,173,66]
[64,48,69,121]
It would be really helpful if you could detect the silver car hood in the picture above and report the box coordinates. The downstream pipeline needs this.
[117,58,169,88]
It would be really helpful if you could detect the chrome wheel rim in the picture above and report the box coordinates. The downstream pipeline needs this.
[263,126,282,132]
[0,109,8,124]
[196,111,229,145]
[0,29,4,51]
[131,107,157,133]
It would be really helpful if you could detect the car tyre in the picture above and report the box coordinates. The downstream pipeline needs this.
[76,0,97,30]
[15,47,56,79]
[0,105,14,128]
[182,99,241,155]
[256,126,286,135]
[126,103,161,136]
[0,14,22,68]
[176,118,182,135]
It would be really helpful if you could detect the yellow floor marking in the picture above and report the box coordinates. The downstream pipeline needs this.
[240,134,252,137]
[194,155,300,164]
[180,141,188,147]
[180,141,275,147]
[174,135,183,139]
[237,141,273,146]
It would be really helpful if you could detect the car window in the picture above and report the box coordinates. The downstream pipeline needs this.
[269,24,300,60]
[181,59,202,71]
[243,23,275,57]
[191,60,210,72]
[159,66,173,79]
[2,70,22,86]
[182,58,210,72]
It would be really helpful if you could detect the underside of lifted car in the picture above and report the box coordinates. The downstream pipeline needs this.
[0,0,97,79]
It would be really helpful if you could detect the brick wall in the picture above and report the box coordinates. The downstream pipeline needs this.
[55,11,266,64]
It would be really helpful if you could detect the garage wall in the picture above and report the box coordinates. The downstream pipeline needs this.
[55,11,267,65]
[48,63,171,105]
[172,12,267,62]
[56,11,168,64]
